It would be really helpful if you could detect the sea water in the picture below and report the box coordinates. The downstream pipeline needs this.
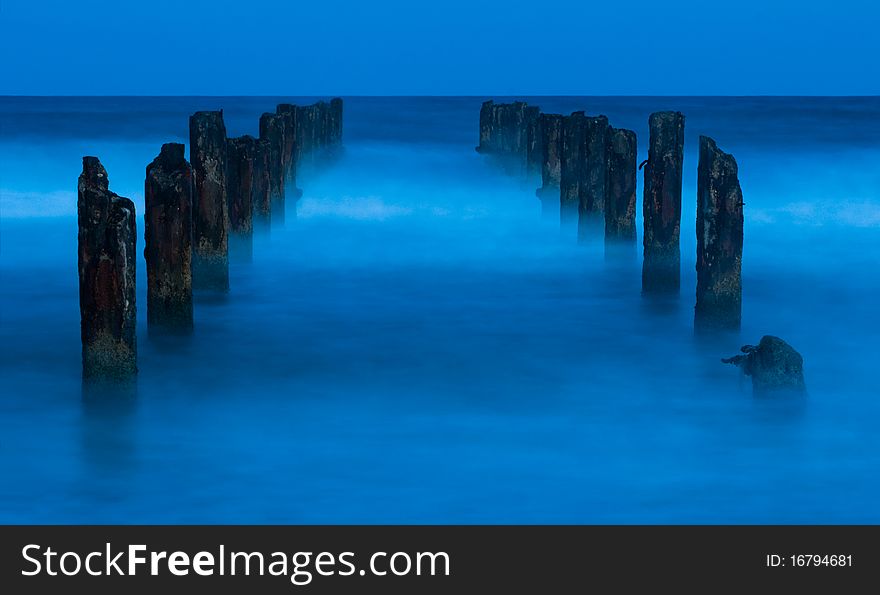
[1,96,878,523]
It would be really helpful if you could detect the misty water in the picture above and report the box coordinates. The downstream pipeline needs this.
[1,97,879,523]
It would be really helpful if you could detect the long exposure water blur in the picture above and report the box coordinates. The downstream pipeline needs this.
[1,96,878,523]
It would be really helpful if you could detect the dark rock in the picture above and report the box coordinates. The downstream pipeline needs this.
[605,127,638,244]
[189,110,229,291]
[227,135,256,234]
[78,157,137,377]
[259,112,286,222]
[642,111,685,294]
[723,336,806,393]
[476,100,495,154]
[577,115,610,241]
[696,136,744,330]
[536,113,564,216]
[252,137,272,228]
[144,143,193,332]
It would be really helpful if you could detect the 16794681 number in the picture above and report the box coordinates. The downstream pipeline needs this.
[791,554,852,567]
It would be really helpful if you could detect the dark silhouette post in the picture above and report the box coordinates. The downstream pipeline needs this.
[144,143,193,332]
[642,111,685,294]
[695,136,744,330]
[78,157,137,378]
[189,110,229,291]
[605,128,638,246]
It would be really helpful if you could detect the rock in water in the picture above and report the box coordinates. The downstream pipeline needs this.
[259,112,286,223]
[723,336,806,393]
[253,137,272,228]
[189,110,229,291]
[144,143,193,332]
[78,157,137,378]
[696,136,744,330]
[227,135,256,235]
[605,127,638,245]
[577,115,610,242]
[536,113,563,217]
[642,111,685,294]
[560,112,586,229]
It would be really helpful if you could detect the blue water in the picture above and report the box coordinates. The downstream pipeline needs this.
[1,97,879,523]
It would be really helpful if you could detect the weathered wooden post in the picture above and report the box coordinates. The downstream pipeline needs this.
[605,128,638,245]
[78,157,137,377]
[536,113,563,216]
[525,105,542,176]
[253,137,272,230]
[642,111,685,294]
[259,112,286,223]
[227,135,255,235]
[329,97,344,157]
[695,136,744,330]
[275,103,298,186]
[144,143,193,332]
[189,110,229,291]
[476,100,496,154]
[227,135,256,259]
[560,112,586,230]
[577,115,610,242]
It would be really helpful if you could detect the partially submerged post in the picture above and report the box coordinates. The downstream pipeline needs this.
[536,113,564,217]
[259,112,286,223]
[475,100,539,175]
[227,135,256,235]
[642,111,685,294]
[189,110,229,291]
[695,136,744,330]
[275,104,299,188]
[525,105,542,177]
[605,128,638,245]
[144,143,193,332]
[78,157,137,377]
[253,137,272,230]
[560,112,586,230]
[577,115,610,242]
[329,97,344,157]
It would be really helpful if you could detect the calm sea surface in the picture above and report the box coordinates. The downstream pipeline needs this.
[1,96,879,522]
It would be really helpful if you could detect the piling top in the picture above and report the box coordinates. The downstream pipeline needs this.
[276,103,296,114]
[699,135,739,174]
[609,127,637,152]
[649,111,685,127]
[158,142,186,163]
[81,156,109,189]
[190,110,224,126]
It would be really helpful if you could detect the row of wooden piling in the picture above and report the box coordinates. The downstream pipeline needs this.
[476,100,744,332]
[78,99,343,378]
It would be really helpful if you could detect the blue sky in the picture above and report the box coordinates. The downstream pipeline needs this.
[1,0,877,95]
